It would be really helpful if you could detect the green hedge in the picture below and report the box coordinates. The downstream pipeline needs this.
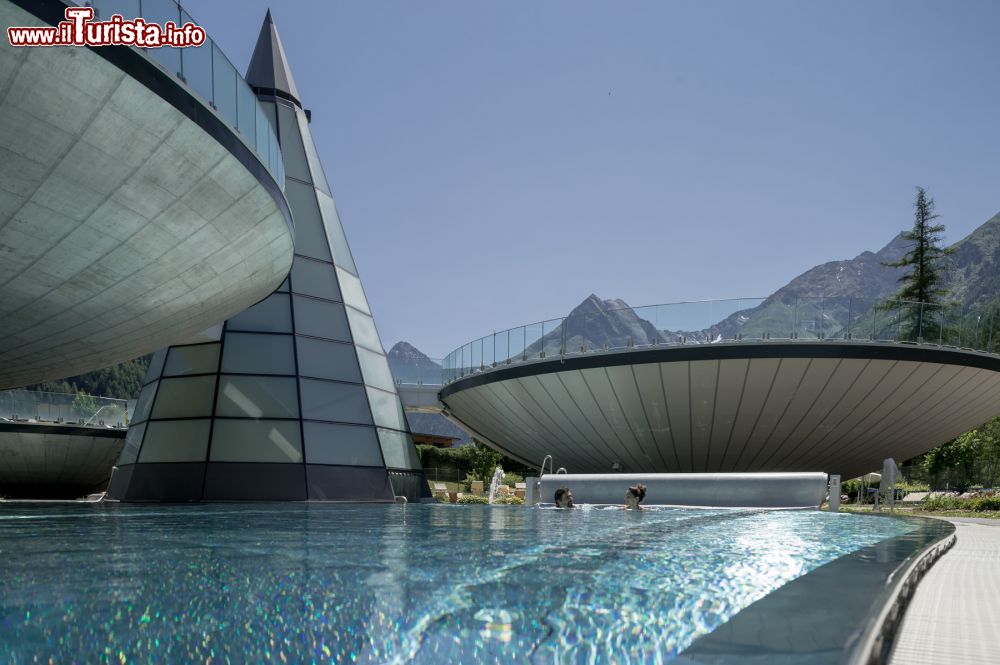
[492,495,524,505]
[921,495,1000,512]
[457,495,489,504]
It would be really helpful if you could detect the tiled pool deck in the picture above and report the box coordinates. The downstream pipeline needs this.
[890,517,1000,665]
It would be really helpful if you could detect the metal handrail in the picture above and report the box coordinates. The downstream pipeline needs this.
[0,389,128,428]
[441,296,994,384]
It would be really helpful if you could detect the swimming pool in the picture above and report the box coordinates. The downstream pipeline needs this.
[0,504,937,663]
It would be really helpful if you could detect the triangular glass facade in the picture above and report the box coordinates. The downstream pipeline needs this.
[107,12,428,502]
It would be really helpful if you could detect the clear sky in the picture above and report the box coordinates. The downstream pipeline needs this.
[185,0,1000,358]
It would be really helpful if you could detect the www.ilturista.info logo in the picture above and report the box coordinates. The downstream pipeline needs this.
[7,7,205,48]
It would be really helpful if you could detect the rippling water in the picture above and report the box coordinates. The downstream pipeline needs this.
[0,504,915,663]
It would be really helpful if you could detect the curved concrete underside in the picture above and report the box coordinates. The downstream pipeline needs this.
[440,343,1000,480]
[0,423,124,498]
[0,0,294,389]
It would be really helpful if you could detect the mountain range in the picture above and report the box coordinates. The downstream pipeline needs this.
[389,207,1000,378]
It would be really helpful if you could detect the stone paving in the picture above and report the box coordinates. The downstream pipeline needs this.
[889,517,1000,665]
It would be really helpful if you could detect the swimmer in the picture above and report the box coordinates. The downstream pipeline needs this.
[554,487,575,508]
[624,483,646,510]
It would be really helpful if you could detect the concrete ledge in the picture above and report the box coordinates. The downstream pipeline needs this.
[538,472,828,508]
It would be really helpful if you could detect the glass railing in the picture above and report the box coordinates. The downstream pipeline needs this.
[0,390,130,428]
[390,358,446,387]
[83,0,285,187]
[441,297,998,384]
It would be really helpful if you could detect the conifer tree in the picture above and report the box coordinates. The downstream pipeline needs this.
[882,187,953,303]
[881,187,954,338]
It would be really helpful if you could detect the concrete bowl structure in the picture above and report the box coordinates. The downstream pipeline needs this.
[0,0,294,389]
[0,422,125,499]
[440,342,1000,480]
[0,389,128,498]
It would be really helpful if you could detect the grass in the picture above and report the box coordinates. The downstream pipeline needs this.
[839,504,1000,519]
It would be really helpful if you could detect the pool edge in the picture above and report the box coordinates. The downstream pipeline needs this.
[842,516,956,665]
[676,513,955,665]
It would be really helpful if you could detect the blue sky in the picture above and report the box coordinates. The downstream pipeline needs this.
[186,0,1000,358]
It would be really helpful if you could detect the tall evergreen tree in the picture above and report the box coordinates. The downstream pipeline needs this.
[881,187,954,339]
[882,187,953,303]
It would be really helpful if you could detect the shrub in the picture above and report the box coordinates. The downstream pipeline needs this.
[971,496,1000,512]
[457,495,489,504]
[492,495,524,505]
[920,493,1000,512]
[502,472,524,486]
[921,496,962,511]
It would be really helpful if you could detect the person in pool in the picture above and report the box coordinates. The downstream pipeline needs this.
[554,487,575,508]
[624,484,646,510]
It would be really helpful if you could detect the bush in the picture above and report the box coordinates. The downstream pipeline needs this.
[895,481,930,493]
[921,496,963,511]
[502,472,524,486]
[492,495,524,505]
[841,479,862,501]
[920,492,1000,512]
[457,495,489,504]
[971,496,1000,511]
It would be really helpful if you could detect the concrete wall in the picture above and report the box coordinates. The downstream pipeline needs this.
[0,424,124,498]
[0,1,294,388]
[538,472,828,508]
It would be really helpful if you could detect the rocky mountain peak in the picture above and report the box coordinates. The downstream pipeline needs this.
[872,232,911,263]
[387,341,430,361]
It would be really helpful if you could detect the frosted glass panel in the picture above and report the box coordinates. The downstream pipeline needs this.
[345,308,382,353]
[296,337,362,383]
[357,347,395,392]
[366,386,406,430]
[163,344,220,377]
[227,294,292,333]
[290,258,341,302]
[300,379,371,424]
[255,103,270,165]
[292,296,351,341]
[179,18,212,104]
[210,420,303,463]
[145,349,167,383]
[285,180,332,262]
[212,44,237,126]
[216,376,299,418]
[298,110,330,194]
[277,103,310,183]
[150,376,216,419]
[316,192,357,275]
[138,419,210,463]
[303,422,382,466]
[142,0,181,75]
[132,381,158,424]
[118,422,146,465]
[336,267,369,314]
[221,333,295,375]
[236,78,256,144]
[378,428,422,470]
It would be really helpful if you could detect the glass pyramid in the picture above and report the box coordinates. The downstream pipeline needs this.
[107,11,429,502]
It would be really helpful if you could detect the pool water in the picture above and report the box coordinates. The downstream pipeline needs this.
[0,504,916,663]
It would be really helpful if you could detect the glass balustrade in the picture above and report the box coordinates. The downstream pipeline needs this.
[436,297,995,385]
[0,390,130,428]
[86,0,284,186]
